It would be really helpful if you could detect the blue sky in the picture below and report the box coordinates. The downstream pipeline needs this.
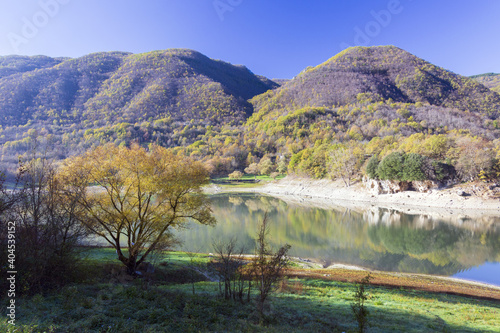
[0,0,499,79]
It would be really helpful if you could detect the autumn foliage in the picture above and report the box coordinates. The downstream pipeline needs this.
[60,144,215,274]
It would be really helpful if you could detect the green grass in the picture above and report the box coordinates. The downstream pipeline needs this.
[212,174,285,189]
[80,248,211,266]
[214,174,286,182]
[1,249,498,332]
[2,278,498,332]
[218,182,265,189]
[80,247,122,263]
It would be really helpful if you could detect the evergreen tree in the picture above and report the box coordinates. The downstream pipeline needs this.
[365,155,380,179]
[377,152,404,180]
[402,153,426,181]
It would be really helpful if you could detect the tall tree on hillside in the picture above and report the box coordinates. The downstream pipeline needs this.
[453,137,495,181]
[60,144,216,275]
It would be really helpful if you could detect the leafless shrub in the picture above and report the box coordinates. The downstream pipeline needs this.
[250,213,291,322]
[210,238,249,302]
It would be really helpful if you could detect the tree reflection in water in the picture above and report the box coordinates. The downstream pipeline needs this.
[176,193,500,283]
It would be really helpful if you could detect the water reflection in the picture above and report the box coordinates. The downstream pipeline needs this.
[176,193,500,284]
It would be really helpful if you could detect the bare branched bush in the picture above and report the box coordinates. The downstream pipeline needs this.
[210,238,249,302]
[1,143,88,294]
[250,213,291,322]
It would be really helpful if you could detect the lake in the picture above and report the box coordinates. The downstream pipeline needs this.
[176,193,500,286]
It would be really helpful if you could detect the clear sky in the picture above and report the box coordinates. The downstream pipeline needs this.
[0,0,499,79]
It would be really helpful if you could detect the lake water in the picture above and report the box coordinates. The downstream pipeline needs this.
[176,193,500,286]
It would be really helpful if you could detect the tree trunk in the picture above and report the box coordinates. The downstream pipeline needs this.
[126,258,137,275]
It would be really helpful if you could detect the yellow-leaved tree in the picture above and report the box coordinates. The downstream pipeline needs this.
[60,144,215,275]
[328,141,364,187]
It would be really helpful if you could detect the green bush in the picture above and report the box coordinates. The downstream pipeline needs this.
[365,155,379,179]
[377,152,404,180]
[432,161,456,181]
[376,152,434,182]
[374,152,455,182]
[402,153,426,181]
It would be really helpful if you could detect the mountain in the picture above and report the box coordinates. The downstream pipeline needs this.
[249,46,500,123]
[240,46,500,180]
[0,52,129,127]
[0,49,278,173]
[0,55,66,79]
[0,49,277,128]
[1,46,499,181]
[471,73,500,93]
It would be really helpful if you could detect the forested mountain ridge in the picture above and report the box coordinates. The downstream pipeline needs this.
[82,49,278,126]
[0,49,277,127]
[0,49,278,171]
[233,46,500,182]
[0,52,130,126]
[1,46,500,184]
[0,54,66,79]
[471,73,500,93]
[249,46,500,125]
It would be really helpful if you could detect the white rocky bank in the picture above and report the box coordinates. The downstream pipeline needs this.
[223,176,500,214]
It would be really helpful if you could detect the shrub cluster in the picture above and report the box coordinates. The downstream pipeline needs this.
[367,152,455,182]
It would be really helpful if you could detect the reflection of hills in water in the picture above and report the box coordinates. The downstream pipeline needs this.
[364,207,500,232]
[176,194,500,277]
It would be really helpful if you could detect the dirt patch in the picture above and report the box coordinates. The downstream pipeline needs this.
[286,268,500,302]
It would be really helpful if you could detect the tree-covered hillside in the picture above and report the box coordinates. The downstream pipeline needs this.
[0,52,130,127]
[222,46,500,183]
[1,46,500,185]
[82,49,278,126]
[249,46,500,124]
[0,55,65,79]
[471,73,500,93]
[0,49,277,127]
[0,49,277,172]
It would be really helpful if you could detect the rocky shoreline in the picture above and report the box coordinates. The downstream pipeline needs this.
[224,176,500,206]
[212,176,500,218]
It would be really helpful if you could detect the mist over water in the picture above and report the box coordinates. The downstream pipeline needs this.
[176,193,500,286]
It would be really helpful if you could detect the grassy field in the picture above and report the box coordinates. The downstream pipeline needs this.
[211,174,285,189]
[1,248,499,332]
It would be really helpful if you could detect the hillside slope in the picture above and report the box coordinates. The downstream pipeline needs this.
[0,52,129,126]
[0,55,65,79]
[0,49,277,128]
[250,46,500,123]
[0,50,278,171]
[471,73,500,93]
[1,46,500,183]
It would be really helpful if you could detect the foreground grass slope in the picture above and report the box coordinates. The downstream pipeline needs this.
[3,279,499,333]
[1,249,498,332]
